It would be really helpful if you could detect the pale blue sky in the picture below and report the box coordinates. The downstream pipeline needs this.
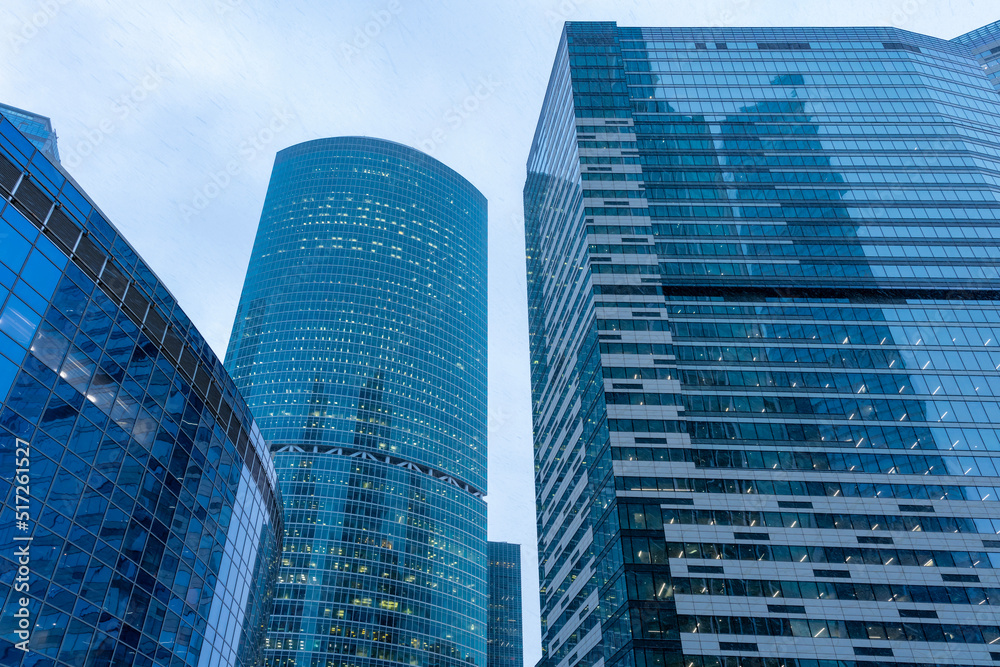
[2,1,996,662]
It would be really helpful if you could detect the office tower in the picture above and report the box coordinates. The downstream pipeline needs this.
[488,541,525,667]
[952,20,1000,91]
[525,21,1000,667]
[225,137,488,667]
[0,111,282,664]
[0,103,60,163]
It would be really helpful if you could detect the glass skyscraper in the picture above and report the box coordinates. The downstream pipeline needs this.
[225,137,488,667]
[952,20,1000,91]
[488,541,524,667]
[0,103,60,163]
[0,109,282,665]
[525,21,1000,667]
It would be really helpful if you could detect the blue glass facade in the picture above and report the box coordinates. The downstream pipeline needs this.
[0,111,282,664]
[526,21,1000,667]
[952,20,1000,92]
[0,105,59,164]
[225,137,488,667]
[488,541,524,667]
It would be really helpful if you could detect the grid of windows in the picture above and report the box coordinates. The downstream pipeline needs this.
[0,103,59,163]
[952,20,1000,93]
[225,137,488,667]
[488,541,524,667]
[525,21,1000,667]
[0,110,281,665]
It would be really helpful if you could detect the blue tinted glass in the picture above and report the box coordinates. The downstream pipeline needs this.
[2,203,38,242]
[0,330,22,365]
[12,280,48,316]
[0,120,36,160]
[0,262,14,291]
[50,277,87,324]
[20,251,61,299]
[527,21,1000,667]
[0,218,31,273]
[226,137,488,667]
[0,355,16,400]
[0,296,41,346]
[487,542,524,667]
[29,153,64,192]
[0,109,283,666]
[60,184,91,220]
[32,232,67,270]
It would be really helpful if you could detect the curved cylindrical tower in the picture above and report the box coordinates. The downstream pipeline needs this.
[225,137,487,667]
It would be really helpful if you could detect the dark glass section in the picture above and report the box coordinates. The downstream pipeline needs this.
[488,541,524,667]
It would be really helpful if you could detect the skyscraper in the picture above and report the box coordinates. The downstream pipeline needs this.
[225,137,488,667]
[488,541,524,667]
[0,109,282,665]
[952,20,1000,91]
[525,21,1000,667]
[0,103,60,163]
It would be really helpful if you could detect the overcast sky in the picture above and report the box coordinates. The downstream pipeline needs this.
[2,0,996,663]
